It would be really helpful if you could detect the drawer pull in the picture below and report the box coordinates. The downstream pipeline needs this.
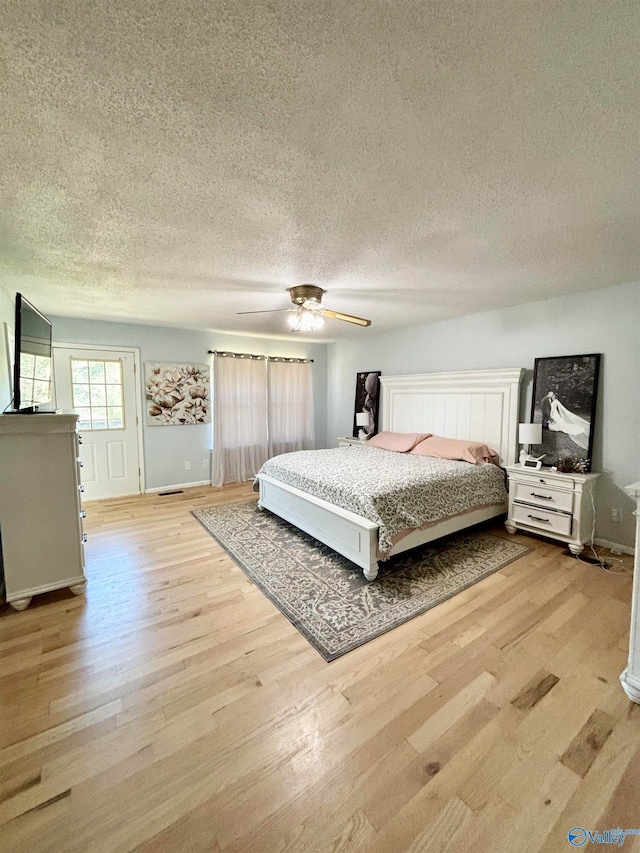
[78,435,83,445]
[528,514,551,524]
[77,459,84,467]
[82,533,88,543]
[79,485,84,493]
[80,510,86,519]
[531,492,553,500]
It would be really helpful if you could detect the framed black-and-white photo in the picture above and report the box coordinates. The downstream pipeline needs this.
[352,371,381,439]
[530,354,601,471]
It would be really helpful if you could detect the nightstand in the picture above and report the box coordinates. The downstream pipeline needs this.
[337,436,368,447]
[504,464,600,555]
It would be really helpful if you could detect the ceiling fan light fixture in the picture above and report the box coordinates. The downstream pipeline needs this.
[289,285,325,306]
[288,307,325,332]
[238,284,370,328]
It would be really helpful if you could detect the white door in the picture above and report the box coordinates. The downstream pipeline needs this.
[53,346,142,500]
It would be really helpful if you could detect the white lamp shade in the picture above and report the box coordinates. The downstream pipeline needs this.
[519,422,542,445]
[356,412,370,427]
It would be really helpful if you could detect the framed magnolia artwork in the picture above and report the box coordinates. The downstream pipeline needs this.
[145,363,211,426]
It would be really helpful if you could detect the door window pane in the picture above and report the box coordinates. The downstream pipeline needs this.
[71,359,124,431]
[76,407,92,430]
[89,361,105,383]
[73,384,90,406]
[106,384,122,406]
[90,384,106,406]
[91,407,108,429]
[108,407,124,429]
[72,360,89,383]
[105,362,121,384]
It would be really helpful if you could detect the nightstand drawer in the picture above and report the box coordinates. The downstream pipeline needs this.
[512,502,572,536]
[513,481,574,513]
[514,472,576,490]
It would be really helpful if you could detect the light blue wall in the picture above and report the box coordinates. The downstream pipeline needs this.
[328,281,640,548]
[6,282,638,547]
[50,316,328,490]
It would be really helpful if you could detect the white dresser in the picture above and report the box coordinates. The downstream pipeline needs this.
[620,482,640,704]
[0,414,86,611]
[504,464,600,555]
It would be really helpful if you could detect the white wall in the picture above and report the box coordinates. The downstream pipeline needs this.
[49,316,328,490]
[328,281,640,548]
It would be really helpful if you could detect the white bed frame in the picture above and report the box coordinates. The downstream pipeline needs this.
[258,368,524,580]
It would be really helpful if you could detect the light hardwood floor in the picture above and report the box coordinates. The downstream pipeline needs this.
[1,483,638,852]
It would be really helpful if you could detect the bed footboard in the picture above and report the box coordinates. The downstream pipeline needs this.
[258,475,505,583]
[258,474,380,580]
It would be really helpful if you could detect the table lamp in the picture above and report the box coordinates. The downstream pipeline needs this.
[356,412,370,440]
[518,422,542,464]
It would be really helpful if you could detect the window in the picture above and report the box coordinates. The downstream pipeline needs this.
[71,359,124,430]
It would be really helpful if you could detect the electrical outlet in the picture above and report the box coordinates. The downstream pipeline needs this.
[611,507,621,523]
[203,458,209,468]
[184,461,191,471]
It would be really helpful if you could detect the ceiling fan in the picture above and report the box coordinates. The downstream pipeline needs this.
[237,285,372,332]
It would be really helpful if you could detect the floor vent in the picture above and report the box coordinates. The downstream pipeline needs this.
[157,490,185,497]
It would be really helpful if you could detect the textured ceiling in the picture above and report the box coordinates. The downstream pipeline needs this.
[1,1,639,341]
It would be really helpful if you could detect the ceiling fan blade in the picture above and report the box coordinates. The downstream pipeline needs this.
[235,309,293,315]
[320,309,371,327]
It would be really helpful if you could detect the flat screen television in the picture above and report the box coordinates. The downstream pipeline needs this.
[12,293,53,412]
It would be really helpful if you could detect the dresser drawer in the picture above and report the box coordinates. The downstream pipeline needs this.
[513,481,574,513]
[512,502,573,536]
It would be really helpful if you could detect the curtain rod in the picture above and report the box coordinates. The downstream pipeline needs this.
[208,350,313,363]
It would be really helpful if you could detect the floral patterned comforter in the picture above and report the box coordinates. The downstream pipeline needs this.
[257,446,508,555]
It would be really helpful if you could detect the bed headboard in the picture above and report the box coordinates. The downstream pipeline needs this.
[380,368,524,466]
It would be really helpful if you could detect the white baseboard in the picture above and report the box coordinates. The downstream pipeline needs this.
[593,537,635,557]
[145,480,211,494]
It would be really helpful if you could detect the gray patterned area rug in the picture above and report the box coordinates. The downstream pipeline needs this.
[193,500,530,661]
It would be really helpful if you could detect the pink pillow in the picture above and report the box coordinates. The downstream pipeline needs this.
[366,431,431,452]
[410,435,498,464]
